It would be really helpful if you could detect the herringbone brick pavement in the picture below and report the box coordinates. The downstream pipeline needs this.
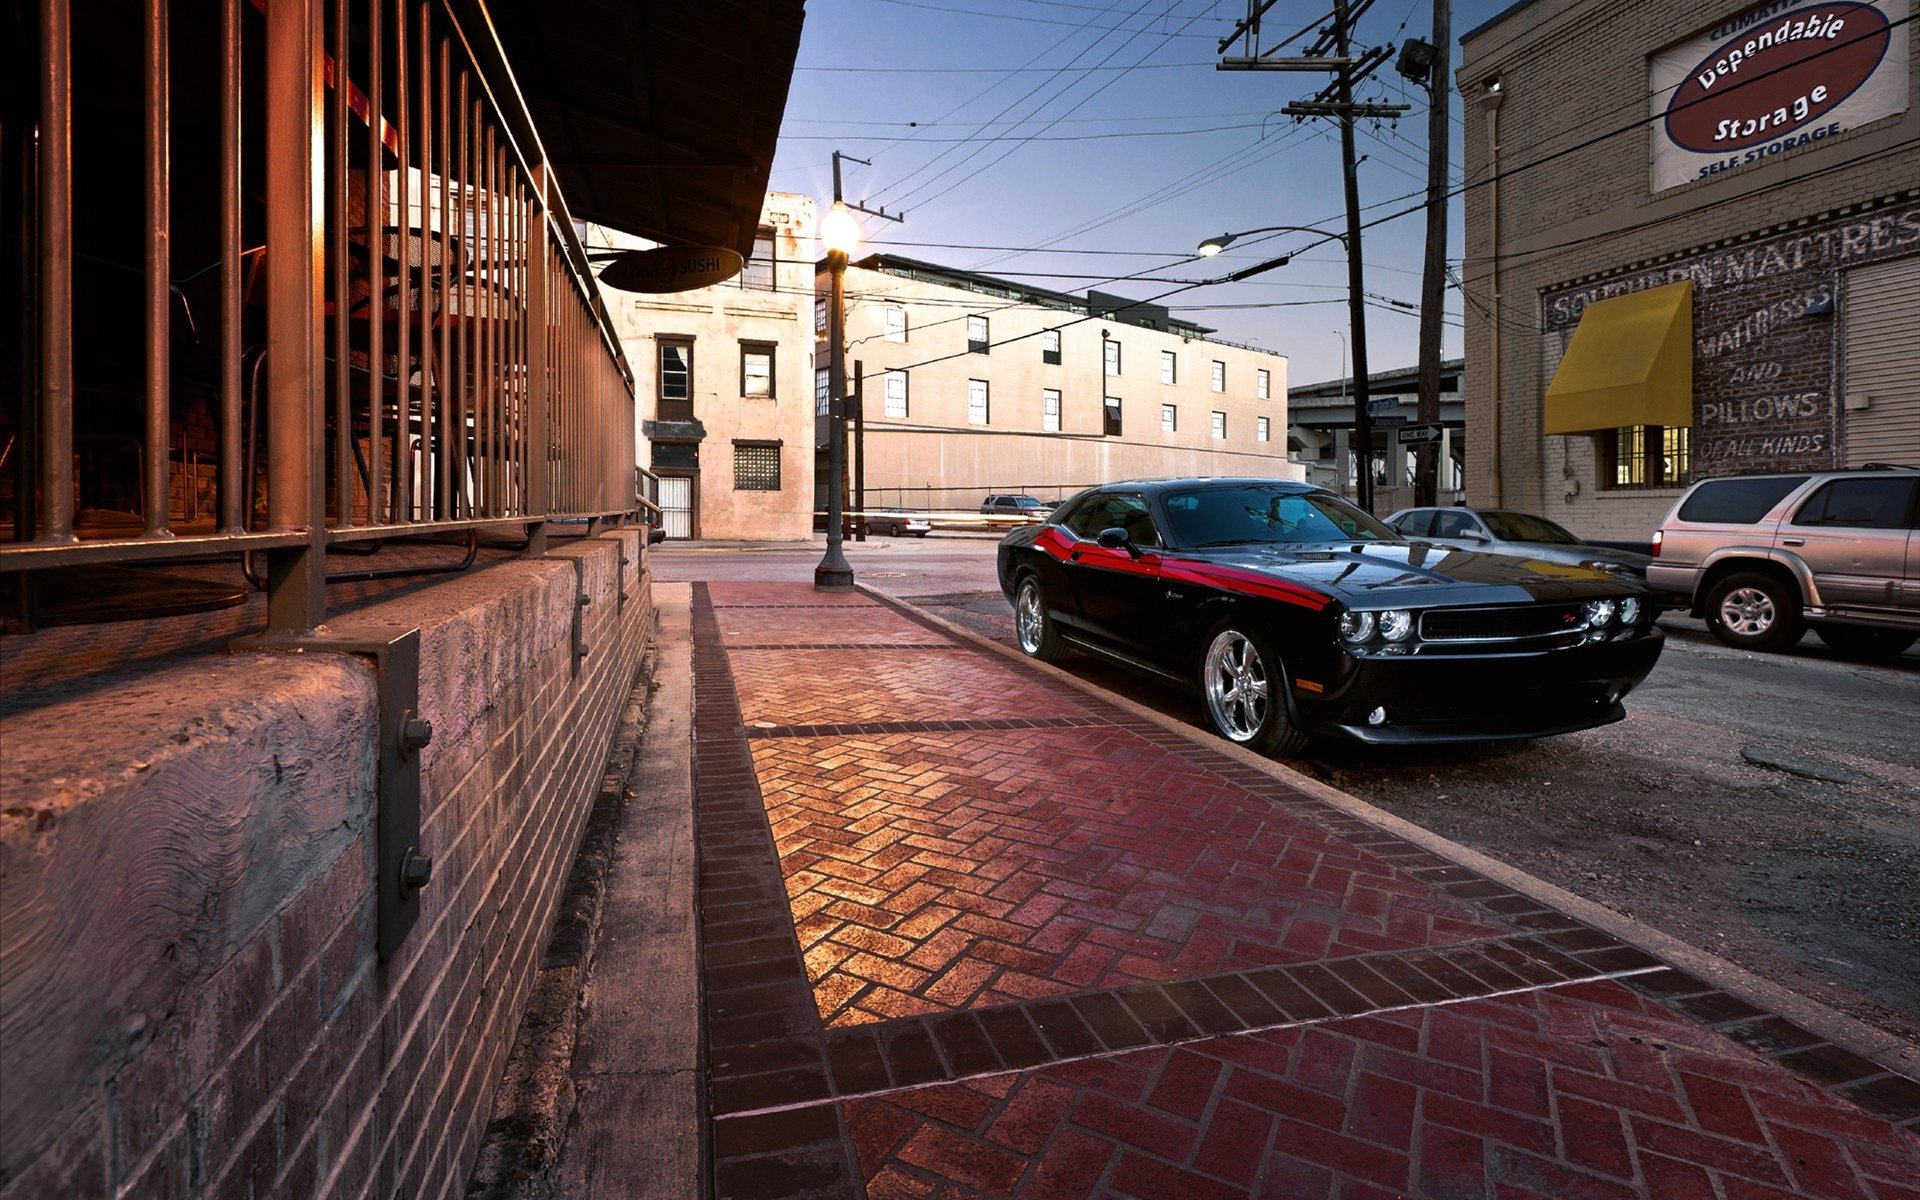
[715,605,945,646]
[710,582,885,606]
[733,649,1095,727]
[751,727,1508,1026]
[844,978,1920,1199]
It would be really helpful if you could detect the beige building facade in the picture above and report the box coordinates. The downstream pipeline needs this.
[818,256,1299,512]
[592,192,818,540]
[1460,0,1919,544]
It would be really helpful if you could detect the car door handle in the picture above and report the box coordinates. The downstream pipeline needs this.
[1781,537,1805,546]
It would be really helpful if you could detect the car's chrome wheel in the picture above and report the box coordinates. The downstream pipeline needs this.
[1014,576,1065,661]
[1203,629,1269,742]
[1718,586,1776,637]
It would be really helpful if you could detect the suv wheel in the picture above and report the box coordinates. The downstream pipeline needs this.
[1814,624,1918,659]
[1704,571,1804,651]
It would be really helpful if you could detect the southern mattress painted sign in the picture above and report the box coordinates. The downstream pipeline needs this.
[1649,0,1910,192]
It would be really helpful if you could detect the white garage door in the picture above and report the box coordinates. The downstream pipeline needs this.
[1843,255,1920,468]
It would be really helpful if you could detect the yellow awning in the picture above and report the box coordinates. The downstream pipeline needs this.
[1544,280,1693,435]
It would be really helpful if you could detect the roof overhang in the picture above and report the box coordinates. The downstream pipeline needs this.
[472,0,805,258]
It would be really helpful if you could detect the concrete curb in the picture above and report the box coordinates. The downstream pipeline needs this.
[858,584,1920,1082]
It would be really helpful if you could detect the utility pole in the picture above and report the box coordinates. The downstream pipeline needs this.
[1218,0,1406,513]
[1413,0,1451,506]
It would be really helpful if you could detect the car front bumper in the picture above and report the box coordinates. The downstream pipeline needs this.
[1299,628,1665,745]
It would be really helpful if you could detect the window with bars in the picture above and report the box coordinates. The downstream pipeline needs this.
[814,297,827,335]
[1161,404,1177,433]
[1602,425,1691,489]
[739,230,776,291]
[733,441,782,491]
[884,370,908,418]
[883,306,907,343]
[658,338,694,421]
[1257,368,1271,399]
[1042,329,1061,365]
[815,367,830,416]
[740,342,775,398]
[968,379,990,425]
[1210,361,1225,392]
[1043,389,1061,432]
[1161,350,1176,385]
[1211,411,1226,439]
[968,315,990,354]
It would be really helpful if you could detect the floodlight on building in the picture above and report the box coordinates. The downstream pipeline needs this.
[1396,39,1437,85]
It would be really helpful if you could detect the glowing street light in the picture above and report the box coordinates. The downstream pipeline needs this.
[815,202,862,591]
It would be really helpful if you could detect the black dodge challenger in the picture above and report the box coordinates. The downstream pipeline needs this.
[997,479,1664,755]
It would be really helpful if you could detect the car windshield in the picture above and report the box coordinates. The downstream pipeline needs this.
[1480,511,1581,544]
[1163,486,1399,546]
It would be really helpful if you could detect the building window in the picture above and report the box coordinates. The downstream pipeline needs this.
[739,229,776,291]
[1042,329,1061,365]
[1104,338,1121,375]
[815,366,830,416]
[1257,416,1271,443]
[733,441,781,491]
[883,306,907,343]
[1603,425,1691,489]
[1043,389,1061,432]
[1104,397,1122,437]
[1211,411,1226,439]
[968,315,990,354]
[658,337,693,421]
[1161,350,1177,386]
[1210,360,1225,392]
[814,297,827,335]
[1161,403,1177,433]
[968,379,990,425]
[740,342,775,398]
[1257,368,1271,399]
[884,370,909,418]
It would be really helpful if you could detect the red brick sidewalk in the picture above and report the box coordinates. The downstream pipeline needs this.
[689,583,1920,1200]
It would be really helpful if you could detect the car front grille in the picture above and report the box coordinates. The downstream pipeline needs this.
[1418,603,1587,643]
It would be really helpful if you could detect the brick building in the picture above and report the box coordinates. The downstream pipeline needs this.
[1459,0,1919,544]
[815,256,1299,513]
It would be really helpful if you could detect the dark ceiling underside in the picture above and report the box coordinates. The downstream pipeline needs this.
[480,0,806,257]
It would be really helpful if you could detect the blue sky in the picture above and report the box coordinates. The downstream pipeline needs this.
[768,0,1521,387]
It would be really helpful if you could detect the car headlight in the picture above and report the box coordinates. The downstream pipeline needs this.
[1378,609,1415,642]
[1584,599,1618,626]
[1619,596,1641,625]
[1338,611,1376,643]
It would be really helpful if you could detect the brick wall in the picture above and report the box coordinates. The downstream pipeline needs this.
[1457,0,1920,530]
[0,531,651,1199]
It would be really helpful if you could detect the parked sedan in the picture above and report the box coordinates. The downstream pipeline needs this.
[865,510,933,538]
[1000,479,1664,755]
[1385,506,1652,578]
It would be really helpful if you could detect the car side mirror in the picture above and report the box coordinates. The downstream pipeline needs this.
[648,526,667,545]
[1096,527,1141,558]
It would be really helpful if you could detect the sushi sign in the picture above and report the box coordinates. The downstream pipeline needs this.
[1649,0,1909,192]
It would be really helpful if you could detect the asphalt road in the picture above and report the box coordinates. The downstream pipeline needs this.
[653,535,1920,1044]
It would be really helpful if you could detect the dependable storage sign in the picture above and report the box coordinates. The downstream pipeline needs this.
[1650,0,1910,191]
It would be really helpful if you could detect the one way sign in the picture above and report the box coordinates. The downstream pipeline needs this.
[1396,424,1445,444]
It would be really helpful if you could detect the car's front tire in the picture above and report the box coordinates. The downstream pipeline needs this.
[1013,575,1066,662]
[1704,570,1805,651]
[1200,623,1308,757]
[1814,624,1917,659]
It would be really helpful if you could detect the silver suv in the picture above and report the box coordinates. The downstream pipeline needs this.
[1648,467,1918,658]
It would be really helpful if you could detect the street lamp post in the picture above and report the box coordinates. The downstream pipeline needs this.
[815,201,860,592]
[1198,224,1374,510]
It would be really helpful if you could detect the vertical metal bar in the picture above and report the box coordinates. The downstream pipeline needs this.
[220,0,244,532]
[456,72,469,517]
[330,0,349,525]
[524,166,548,527]
[391,0,409,524]
[415,4,433,521]
[38,0,75,544]
[264,0,327,632]
[484,126,499,517]
[365,0,383,527]
[144,0,172,537]
[437,37,453,520]
[510,165,524,515]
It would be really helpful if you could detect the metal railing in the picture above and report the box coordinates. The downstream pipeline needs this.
[5,0,638,632]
